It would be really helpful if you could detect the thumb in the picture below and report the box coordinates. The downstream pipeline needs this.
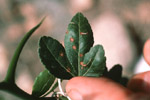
[66,77,132,100]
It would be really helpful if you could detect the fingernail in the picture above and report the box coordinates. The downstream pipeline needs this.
[67,89,83,100]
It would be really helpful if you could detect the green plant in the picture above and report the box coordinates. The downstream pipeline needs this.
[0,13,128,100]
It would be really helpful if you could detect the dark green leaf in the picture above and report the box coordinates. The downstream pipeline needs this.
[107,64,122,82]
[32,70,55,97]
[65,12,94,75]
[39,36,75,79]
[119,77,129,87]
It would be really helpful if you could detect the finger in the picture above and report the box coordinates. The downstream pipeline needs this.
[66,77,132,100]
[143,39,150,65]
[130,93,150,100]
[127,71,150,94]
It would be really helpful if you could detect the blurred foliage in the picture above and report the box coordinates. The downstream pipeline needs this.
[0,95,5,100]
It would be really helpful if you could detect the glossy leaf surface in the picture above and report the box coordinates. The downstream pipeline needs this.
[32,70,55,97]
[65,12,94,75]
[39,36,74,79]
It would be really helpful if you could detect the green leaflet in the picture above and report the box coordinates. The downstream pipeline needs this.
[81,45,106,77]
[103,64,128,86]
[39,36,75,79]
[65,12,94,75]
[32,70,55,97]
[39,12,106,79]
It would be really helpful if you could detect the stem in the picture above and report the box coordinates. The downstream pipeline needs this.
[58,79,71,100]
[58,79,65,96]
[67,96,71,100]
[0,82,56,100]
[4,18,45,83]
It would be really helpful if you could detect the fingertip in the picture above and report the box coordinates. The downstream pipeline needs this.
[143,39,150,66]
[66,77,88,100]
[127,71,150,93]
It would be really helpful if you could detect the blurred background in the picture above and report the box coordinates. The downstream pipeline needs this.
[0,0,150,99]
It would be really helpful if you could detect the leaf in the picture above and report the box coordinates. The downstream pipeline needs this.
[81,45,106,77]
[39,36,75,79]
[32,70,55,97]
[5,17,45,83]
[106,64,122,82]
[65,12,94,75]
[64,13,106,77]
[119,77,128,87]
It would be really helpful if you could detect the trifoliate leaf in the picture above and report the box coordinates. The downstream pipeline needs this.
[39,12,106,79]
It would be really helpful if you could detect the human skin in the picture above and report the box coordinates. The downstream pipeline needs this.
[66,39,150,100]
[143,39,150,65]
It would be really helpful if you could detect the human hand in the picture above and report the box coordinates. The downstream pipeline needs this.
[66,39,150,100]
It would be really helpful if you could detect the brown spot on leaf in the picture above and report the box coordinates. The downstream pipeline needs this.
[66,68,71,72]
[80,54,83,57]
[70,22,75,24]
[80,62,86,67]
[72,45,77,50]
[80,32,88,35]
[60,52,64,57]
[81,66,84,69]
[70,38,74,42]
[66,30,68,34]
